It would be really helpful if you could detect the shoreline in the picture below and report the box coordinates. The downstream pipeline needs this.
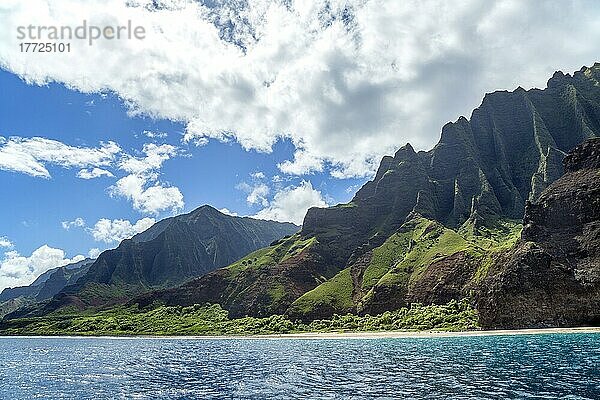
[2,326,600,340]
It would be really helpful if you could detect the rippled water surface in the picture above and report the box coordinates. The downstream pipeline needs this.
[1,333,599,399]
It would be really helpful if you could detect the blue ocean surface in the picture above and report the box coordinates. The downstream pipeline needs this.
[0,333,599,399]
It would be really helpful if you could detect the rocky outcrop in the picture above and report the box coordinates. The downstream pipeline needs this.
[478,138,600,328]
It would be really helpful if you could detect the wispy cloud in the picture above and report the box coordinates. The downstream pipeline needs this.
[61,217,86,230]
[77,167,115,179]
[0,136,120,178]
[0,136,184,215]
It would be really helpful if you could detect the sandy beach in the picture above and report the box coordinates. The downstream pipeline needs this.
[186,327,600,340]
[3,326,600,340]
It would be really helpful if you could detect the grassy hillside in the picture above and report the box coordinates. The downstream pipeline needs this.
[288,216,521,319]
[224,234,317,278]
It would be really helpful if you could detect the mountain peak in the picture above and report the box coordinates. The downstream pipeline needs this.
[5,203,300,319]
[188,204,223,217]
[198,204,219,212]
[547,70,572,88]
[581,62,600,72]
[393,143,416,159]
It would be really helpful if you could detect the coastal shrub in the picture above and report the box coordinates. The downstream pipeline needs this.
[0,299,479,336]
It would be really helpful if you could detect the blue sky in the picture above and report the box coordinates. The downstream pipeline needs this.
[0,0,598,290]
[0,69,363,271]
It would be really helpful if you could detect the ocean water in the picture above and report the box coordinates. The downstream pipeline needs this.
[0,333,599,399]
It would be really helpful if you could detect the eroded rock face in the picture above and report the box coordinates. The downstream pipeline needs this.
[288,65,600,319]
[478,138,600,328]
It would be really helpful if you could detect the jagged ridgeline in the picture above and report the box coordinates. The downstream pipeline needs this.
[133,64,600,321]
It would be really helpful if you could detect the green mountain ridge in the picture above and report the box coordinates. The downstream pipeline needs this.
[129,63,600,323]
[5,205,298,319]
[288,217,522,320]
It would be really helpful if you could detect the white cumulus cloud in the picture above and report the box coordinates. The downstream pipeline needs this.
[88,217,156,244]
[0,135,183,216]
[250,171,265,180]
[0,236,14,248]
[237,181,270,207]
[218,208,239,217]
[0,0,598,177]
[118,143,177,175]
[253,180,328,224]
[0,245,85,291]
[110,173,184,215]
[88,248,102,259]
[237,171,271,206]
[0,136,121,178]
[110,143,184,214]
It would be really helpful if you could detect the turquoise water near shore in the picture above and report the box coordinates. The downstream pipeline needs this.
[1,333,599,399]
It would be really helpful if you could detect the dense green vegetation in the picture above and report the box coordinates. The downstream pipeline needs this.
[0,299,478,336]
[373,217,522,291]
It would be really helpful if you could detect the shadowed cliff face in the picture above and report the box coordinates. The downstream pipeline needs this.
[478,138,600,328]
[77,206,298,290]
[291,64,600,318]
[75,206,298,293]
